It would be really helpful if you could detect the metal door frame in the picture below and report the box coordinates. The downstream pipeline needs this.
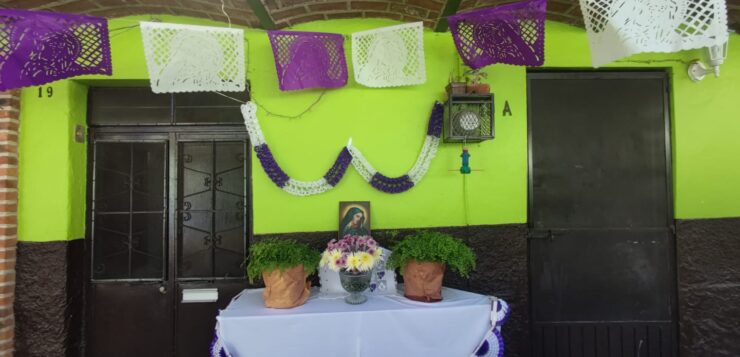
[525,70,677,353]
[84,125,251,356]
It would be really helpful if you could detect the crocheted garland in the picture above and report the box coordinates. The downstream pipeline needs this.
[241,102,352,196]
[347,102,443,194]
[241,101,443,195]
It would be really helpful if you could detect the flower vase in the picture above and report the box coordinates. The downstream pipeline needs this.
[338,269,371,304]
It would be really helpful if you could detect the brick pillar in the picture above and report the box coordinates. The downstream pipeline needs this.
[0,90,19,357]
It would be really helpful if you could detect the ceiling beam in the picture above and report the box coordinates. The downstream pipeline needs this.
[245,0,276,30]
[435,0,462,32]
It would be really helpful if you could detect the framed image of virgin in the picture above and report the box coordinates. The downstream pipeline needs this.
[339,201,371,238]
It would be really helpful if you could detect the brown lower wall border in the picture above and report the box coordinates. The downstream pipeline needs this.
[14,239,83,357]
[12,219,740,357]
[677,218,740,357]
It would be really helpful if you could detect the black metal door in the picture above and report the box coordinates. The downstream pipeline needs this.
[527,72,677,356]
[86,131,249,357]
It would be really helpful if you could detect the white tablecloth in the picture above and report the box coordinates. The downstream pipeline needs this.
[213,287,503,357]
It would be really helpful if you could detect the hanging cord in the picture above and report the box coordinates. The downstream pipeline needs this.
[213,89,328,120]
[105,5,329,120]
[108,17,161,39]
[220,0,232,28]
[214,4,328,119]
[615,58,693,65]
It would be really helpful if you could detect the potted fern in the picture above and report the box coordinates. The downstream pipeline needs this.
[465,69,489,94]
[246,238,320,309]
[388,231,476,302]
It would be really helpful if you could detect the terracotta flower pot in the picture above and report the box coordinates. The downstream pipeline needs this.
[446,82,467,95]
[262,264,311,309]
[403,260,445,302]
[466,83,490,94]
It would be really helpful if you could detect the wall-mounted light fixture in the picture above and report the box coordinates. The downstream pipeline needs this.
[688,33,731,82]
[444,93,494,143]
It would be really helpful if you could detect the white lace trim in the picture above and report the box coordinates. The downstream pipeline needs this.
[346,142,377,182]
[408,136,439,184]
[352,22,426,88]
[578,0,729,67]
[282,178,334,197]
[241,102,265,146]
[347,134,439,184]
[140,22,245,93]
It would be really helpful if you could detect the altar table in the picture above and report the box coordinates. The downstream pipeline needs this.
[211,287,508,357]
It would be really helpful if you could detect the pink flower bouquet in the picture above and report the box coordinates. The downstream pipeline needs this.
[320,235,383,274]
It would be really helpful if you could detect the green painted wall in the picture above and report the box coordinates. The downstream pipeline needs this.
[19,80,87,242]
[16,16,740,241]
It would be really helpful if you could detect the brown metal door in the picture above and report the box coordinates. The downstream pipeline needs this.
[87,138,173,357]
[174,136,249,357]
[86,88,250,357]
[86,133,249,357]
[527,71,677,356]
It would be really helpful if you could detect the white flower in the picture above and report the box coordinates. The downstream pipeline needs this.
[347,252,362,271]
[320,251,330,267]
[372,247,383,258]
[327,249,343,271]
[357,252,375,271]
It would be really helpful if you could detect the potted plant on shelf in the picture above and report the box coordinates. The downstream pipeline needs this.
[246,238,320,309]
[388,231,476,302]
[447,59,467,95]
[465,69,489,94]
[447,74,467,95]
[320,234,383,305]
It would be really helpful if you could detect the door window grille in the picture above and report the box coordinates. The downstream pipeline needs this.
[92,142,167,280]
[88,87,247,126]
[179,141,247,278]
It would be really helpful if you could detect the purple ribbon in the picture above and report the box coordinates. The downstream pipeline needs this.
[427,102,444,138]
[324,147,352,187]
[370,173,415,194]
[254,144,290,188]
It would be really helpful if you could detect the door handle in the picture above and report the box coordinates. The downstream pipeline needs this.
[159,285,167,294]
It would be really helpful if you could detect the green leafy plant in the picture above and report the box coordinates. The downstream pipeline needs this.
[387,231,476,278]
[246,238,320,284]
[464,69,488,85]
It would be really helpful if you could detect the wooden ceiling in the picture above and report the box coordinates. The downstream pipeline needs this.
[1,0,737,32]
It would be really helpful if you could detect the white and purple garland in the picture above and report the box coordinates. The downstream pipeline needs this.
[241,101,443,195]
[347,102,442,193]
[241,102,352,196]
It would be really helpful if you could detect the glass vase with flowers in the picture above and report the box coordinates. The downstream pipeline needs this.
[320,235,383,304]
